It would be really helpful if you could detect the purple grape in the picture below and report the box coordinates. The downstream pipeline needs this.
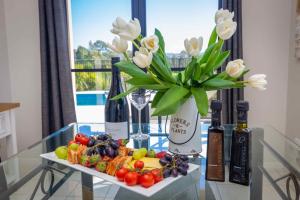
[175,159,182,166]
[180,155,189,162]
[87,139,95,147]
[177,166,187,176]
[159,158,169,166]
[105,146,114,157]
[163,168,171,178]
[102,134,109,140]
[114,149,119,157]
[99,148,106,156]
[94,148,101,155]
[97,135,105,141]
[165,154,173,162]
[128,151,134,156]
[180,162,189,170]
[110,141,119,150]
[171,168,178,177]
[86,149,93,156]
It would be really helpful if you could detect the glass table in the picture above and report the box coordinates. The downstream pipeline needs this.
[0,123,299,200]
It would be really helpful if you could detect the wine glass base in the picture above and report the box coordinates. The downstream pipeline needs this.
[131,133,149,141]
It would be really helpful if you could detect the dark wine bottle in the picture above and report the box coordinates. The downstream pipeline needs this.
[205,100,225,182]
[105,57,129,139]
[229,101,251,186]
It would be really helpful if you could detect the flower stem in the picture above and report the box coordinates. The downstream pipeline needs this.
[123,52,130,62]
[132,40,140,49]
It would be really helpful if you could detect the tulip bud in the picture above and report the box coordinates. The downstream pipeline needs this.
[111,17,141,41]
[141,35,159,53]
[216,19,237,40]
[133,47,153,68]
[215,9,234,24]
[225,59,245,78]
[184,37,203,57]
[107,37,128,53]
[247,74,267,91]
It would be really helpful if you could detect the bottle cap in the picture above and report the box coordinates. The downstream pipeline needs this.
[211,100,222,110]
[111,57,120,64]
[236,101,249,111]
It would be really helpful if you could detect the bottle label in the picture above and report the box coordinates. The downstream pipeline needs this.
[105,122,128,139]
[206,131,224,181]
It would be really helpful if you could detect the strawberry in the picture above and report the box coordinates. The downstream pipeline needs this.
[80,155,91,167]
[90,154,100,166]
[96,161,107,173]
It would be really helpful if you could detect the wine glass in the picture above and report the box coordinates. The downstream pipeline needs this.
[129,90,152,148]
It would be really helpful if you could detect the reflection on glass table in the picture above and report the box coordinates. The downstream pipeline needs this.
[1,123,294,200]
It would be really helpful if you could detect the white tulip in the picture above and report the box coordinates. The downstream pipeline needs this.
[247,74,267,91]
[216,19,237,40]
[107,37,128,53]
[226,59,246,78]
[141,35,159,53]
[184,37,203,57]
[111,17,141,41]
[215,9,234,24]
[133,47,153,68]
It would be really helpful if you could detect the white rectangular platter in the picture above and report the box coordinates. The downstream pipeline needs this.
[40,152,200,197]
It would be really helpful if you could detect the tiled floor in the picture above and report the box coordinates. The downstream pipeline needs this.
[8,165,295,200]
[9,171,120,200]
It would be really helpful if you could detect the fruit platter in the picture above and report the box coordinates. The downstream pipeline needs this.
[40,133,200,197]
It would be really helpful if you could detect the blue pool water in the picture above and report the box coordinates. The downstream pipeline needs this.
[76,93,107,106]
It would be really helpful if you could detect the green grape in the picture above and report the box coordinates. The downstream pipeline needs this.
[55,146,68,160]
[139,148,147,157]
[69,143,79,151]
[133,150,144,160]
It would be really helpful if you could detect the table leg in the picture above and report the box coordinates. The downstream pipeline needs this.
[81,173,93,200]
[0,165,9,200]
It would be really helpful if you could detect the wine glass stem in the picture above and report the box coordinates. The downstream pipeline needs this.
[138,109,142,136]
[138,108,142,148]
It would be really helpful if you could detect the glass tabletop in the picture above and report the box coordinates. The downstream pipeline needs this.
[1,123,297,200]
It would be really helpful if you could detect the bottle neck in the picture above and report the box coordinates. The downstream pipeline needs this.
[211,110,221,127]
[237,110,248,130]
[111,65,121,84]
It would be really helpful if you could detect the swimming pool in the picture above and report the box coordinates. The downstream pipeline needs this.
[76,91,107,106]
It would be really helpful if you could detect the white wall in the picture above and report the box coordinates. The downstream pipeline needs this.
[243,0,292,133]
[0,0,11,102]
[1,0,42,151]
[286,0,300,140]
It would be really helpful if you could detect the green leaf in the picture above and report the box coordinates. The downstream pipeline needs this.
[202,78,236,88]
[135,84,170,90]
[152,86,190,116]
[194,63,206,81]
[151,54,176,83]
[202,40,224,75]
[184,57,197,83]
[151,91,165,108]
[155,28,165,52]
[213,51,230,70]
[126,77,157,85]
[111,86,137,100]
[115,61,149,78]
[191,87,208,116]
[208,27,217,47]
[199,43,217,64]
[240,69,250,77]
[152,101,182,116]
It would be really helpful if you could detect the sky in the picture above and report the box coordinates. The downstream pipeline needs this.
[71,0,218,53]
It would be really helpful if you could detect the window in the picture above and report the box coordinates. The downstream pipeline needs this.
[147,0,218,68]
[69,0,217,123]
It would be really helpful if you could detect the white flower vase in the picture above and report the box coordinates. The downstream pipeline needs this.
[168,97,202,155]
